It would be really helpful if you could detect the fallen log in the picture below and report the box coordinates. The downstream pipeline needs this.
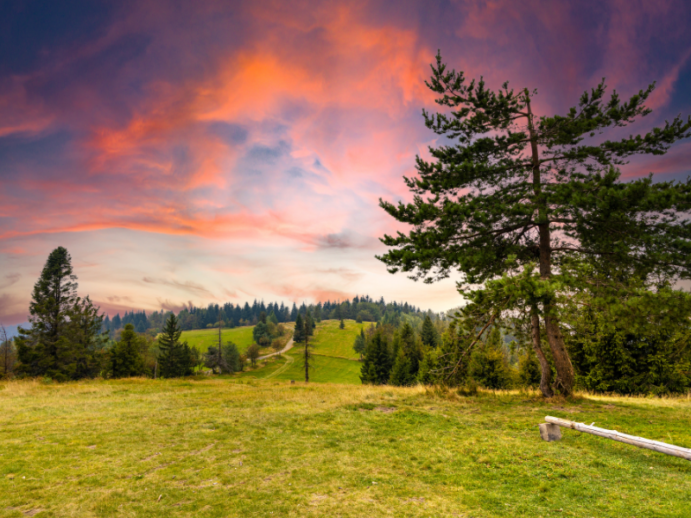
[544,416,691,461]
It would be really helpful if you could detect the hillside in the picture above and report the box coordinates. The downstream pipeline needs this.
[1,379,690,517]
[239,319,365,383]
[180,326,255,354]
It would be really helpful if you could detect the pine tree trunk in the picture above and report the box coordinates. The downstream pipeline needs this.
[526,93,575,396]
[543,310,574,394]
[531,305,553,397]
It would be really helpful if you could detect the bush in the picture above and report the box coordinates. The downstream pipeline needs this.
[468,328,513,390]
[518,347,542,388]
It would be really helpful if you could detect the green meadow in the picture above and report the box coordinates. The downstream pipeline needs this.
[180,326,255,354]
[309,319,366,360]
[238,319,365,384]
[1,379,690,517]
[3,319,691,517]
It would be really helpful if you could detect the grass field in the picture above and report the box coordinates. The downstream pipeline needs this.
[180,326,255,354]
[1,379,690,517]
[238,319,364,383]
[309,319,366,360]
[181,324,294,355]
[240,350,362,384]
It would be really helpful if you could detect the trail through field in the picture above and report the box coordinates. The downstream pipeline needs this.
[262,353,295,380]
[258,338,294,360]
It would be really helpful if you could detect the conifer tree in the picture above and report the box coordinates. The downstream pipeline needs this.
[305,310,315,336]
[158,314,194,377]
[360,331,392,384]
[339,318,345,330]
[293,314,305,343]
[16,247,104,380]
[110,324,145,378]
[379,53,691,395]
[389,352,415,386]
[421,315,438,348]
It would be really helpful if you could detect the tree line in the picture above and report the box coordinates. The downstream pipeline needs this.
[356,303,691,395]
[101,294,424,335]
[0,246,432,381]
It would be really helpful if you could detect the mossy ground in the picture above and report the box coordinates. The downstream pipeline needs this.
[1,379,690,517]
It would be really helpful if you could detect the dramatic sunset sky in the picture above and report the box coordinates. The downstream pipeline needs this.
[1,0,691,325]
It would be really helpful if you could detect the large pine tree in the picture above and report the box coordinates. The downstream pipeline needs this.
[16,247,104,380]
[378,53,691,395]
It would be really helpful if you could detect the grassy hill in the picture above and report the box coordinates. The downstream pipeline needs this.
[1,379,690,517]
[239,319,365,383]
[180,326,255,354]
[309,319,366,360]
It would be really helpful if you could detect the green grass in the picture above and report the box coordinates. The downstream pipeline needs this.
[242,350,362,384]
[180,326,255,354]
[1,379,690,517]
[237,319,364,383]
[309,319,366,360]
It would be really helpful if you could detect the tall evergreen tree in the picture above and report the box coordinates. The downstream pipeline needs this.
[389,352,415,386]
[420,315,438,348]
[158,314,194,378]
[110,324,146,378]
[360,331,392,384]
[378,53,691,395]
[16,247,104,381]
[293,314,305,343]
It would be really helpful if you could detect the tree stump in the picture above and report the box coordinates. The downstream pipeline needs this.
[539,423,562,442]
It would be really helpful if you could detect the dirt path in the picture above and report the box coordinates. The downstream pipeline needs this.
[263,353,294,380]
[257,338,294,360]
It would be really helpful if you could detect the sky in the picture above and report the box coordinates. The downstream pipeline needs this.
[2,0,691,325]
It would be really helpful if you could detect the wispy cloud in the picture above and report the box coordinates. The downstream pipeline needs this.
[0,0,690,323]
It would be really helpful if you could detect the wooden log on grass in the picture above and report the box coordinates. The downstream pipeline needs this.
[545,416,691,461]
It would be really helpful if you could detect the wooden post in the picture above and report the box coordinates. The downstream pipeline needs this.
[545,416,691,461]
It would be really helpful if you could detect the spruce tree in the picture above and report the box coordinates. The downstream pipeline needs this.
[158,314,193,377]
[16,247,104,380]
[420,315,438,348]
[359,331,392,384]
[339,318,345,330]
[293,314,305,343]
[379,53,691,395]
[389,352,415,386]
[110,324,145,378]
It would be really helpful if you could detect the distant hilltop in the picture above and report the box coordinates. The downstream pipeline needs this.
[102,295,440,335]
